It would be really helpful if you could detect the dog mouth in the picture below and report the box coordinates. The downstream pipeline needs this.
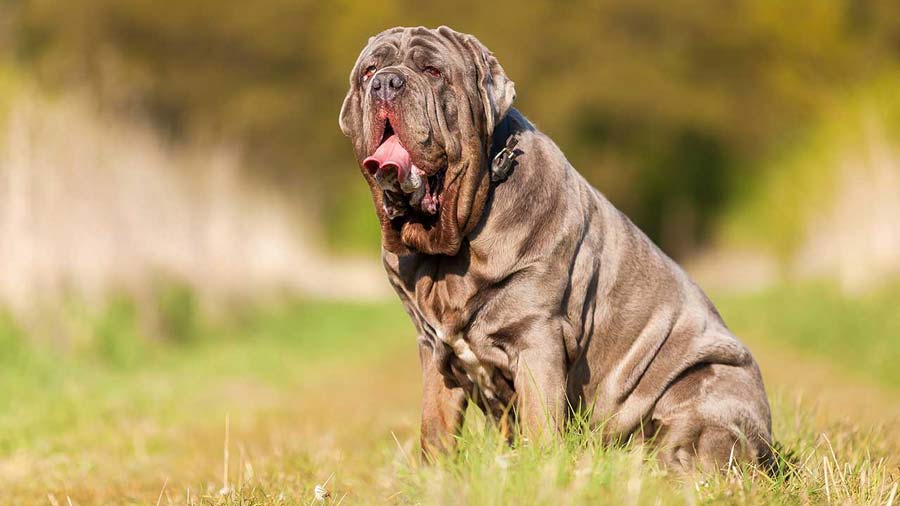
[363,119,445,223]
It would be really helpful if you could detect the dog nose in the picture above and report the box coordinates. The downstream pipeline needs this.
[370,71,405,103]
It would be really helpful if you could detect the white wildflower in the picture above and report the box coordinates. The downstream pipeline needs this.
[314,471,335,502]
[314,484,330,502]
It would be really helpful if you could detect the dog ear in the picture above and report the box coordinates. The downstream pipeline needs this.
[339,39,377,138]
[455,30,516,137]
[338,56,364,137]
[338,85,358,137]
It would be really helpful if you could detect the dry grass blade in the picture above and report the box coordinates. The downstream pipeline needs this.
[156,478,169,506]
[392,430,415,468]
[222,414,231,495]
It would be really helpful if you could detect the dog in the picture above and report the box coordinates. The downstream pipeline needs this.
[339,26,772,471]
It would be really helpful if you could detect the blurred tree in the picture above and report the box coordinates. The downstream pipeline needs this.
[6,0,900,256]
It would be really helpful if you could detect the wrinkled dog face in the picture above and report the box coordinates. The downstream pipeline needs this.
[339,26,515,256]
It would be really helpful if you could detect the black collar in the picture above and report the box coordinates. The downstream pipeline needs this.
[488,115,521,184]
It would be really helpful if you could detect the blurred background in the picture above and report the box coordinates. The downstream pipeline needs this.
[1,1,899,503]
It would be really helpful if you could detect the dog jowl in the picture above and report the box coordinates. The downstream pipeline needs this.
[339,26,772,472]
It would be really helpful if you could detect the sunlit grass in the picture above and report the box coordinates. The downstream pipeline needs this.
[714,282,900,389]
[1,288,899,504]
[393,396,898,506]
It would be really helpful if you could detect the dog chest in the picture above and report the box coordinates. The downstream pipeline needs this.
[384,254,516,411]
[434,327,500,401]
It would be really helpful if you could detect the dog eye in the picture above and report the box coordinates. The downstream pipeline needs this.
[423,66,442,78]
[361,65,377,82]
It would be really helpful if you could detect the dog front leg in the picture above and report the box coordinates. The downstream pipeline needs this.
[514,346,567,443]
[419,342,467,460]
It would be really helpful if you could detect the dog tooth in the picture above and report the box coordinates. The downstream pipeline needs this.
[400,166,423,193]
[408,186,426,207]
[403,166,426,206]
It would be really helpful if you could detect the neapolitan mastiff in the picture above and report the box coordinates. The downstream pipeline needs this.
[339,26,772,471]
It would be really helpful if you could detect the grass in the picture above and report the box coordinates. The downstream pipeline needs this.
[400,401,898,506]
[1,285,899,505]
[714,283,900,389]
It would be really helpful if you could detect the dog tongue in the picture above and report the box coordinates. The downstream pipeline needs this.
[363,135,412,183]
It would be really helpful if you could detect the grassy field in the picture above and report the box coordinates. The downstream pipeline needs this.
[1,285,899,505]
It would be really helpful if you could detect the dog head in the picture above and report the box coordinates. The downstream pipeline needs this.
[339,26,515,256]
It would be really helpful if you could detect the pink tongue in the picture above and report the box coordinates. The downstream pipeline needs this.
[363,135,412,183]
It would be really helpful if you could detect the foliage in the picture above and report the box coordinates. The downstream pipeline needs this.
[6,0,900,255]
[720,72,900,259]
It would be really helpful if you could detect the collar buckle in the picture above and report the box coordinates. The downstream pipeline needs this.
[490,134,520,183]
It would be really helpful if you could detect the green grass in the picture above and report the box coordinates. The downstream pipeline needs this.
[397,400,897,506]
[0,297,409,454]
[714,283,900,389]
[1,286,899,505]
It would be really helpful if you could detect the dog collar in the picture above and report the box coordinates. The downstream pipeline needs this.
[489,117,521,183]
